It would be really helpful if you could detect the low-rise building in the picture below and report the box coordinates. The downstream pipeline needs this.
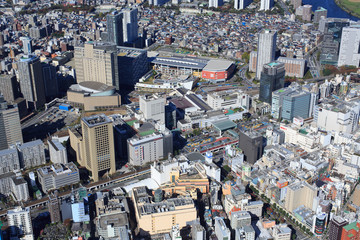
[37,162,80,192]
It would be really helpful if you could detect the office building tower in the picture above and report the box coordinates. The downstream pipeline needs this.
[215,217,231,240]
[328,216,348,240]
[259,62,285,104]
[7,207,33,239]
[284,182,317,212]
[29,26,46,39]
[117,46,148,87]
[74,42,118,88]
[314,7,327,23]
[341,222,360,240]
[302,5,312,21]
[107,11,124,46]
[256,30,277,79]
[313,213,327,236]
[192,224,205,240]
[234,0,252,9]
[17,139,46,169]
[48,139,68,164]
[48,193,61,223]
[41,62,58,99]
[209,0,223,7]
[0,33,4,46]
[17,55,46,110]
[338,26,360,67]
[249,51,257,72]
[277,57,306,78]
[272,86,311,120]
[0,95,23,150]
[37,162,80,192]
[0,74,19,103]
[260,0,274,10]
[290,0,301,10]
[238,130,264,165]
[122,8,138,44]
[0,148,20,174]
[20,37,32,55]
[69,114,116,182]
[140,94,165,123]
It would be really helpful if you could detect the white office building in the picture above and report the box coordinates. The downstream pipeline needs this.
[48,139,68,164]
[140,95,165,123]
[234,0,252,9]
[256,30,277,79]
[338,26,360,67]
[209,0,223,8]
[215,217,231,240]
[260,0,274,10]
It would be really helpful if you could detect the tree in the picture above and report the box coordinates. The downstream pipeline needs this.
[242,52,250,64]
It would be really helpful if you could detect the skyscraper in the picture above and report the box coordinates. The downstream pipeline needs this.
[209,0,223,8]
[314,7,327,23]
[0,74,19,103]
[234,0,252,9]
[42,62,58,100]
[238,129,264,164]
[107,11,124,46]
[328,216,348,240]
[17,55,46,110]
[74,42,118,88]
[302,5,312,21]
[80,114,116,182]
[20,37,32,55]
[338,26,360,67]
[0,94,23,150]
[256,30,277,79]
[122,8,138,44]
[259,62,285,104]
[260,0,274,10]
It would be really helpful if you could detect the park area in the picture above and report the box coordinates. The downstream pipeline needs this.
[337,0,360,18]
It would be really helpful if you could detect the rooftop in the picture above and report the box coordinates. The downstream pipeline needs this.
[82,114,112,127]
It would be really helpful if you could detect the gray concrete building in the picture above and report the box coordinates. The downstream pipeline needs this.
[17,139,46,169]
[231,211,252,229]
[0,172,29,202]
[17,55,46,110]
[238,130,264,165]
[0,148,20,174]
[37,162,80,192]
[140,94,165,123]
[0,74,19,102]
[48,139,68,164]
[256,30,277,79]
[277,57,306,78]
[0,95,23,150]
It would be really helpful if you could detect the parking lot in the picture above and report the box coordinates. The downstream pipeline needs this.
[22,105,80,142]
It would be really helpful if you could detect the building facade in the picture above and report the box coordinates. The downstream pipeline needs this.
[259,62,285,104]
[48,139,68,164]
[256,30,277,79]
[338,26,360,67]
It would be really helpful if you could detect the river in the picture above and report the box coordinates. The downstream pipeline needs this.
[302,0,359,21]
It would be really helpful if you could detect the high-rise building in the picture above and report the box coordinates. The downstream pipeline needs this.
[48,139,68,164]
[302,5,312,21]
[259,62,285,104]
[48,193,61,223]
[69,114,116,182]
[238,130,264,165]
[341,222,360,240]
[209,0,223,8]
[256,30,277,79]
[260,0,274,10]
[74,42,118,88]
[122,8,138,44]
[17,139,46,169]
[272,86,311,120]
[17,55,46,110]
[231,211,252,229]
[0,74,19,103]
[338,26,360,67]
[314,7,327,23]
[0,148,20,174]
[284,182,317,212]
[290,0,301,10]
[0,95,23,150]
[139,94,165,123]
[117,46,148,87]
[234,0,252,9]
[249,51,257,72]
[328,216,348,240]
[41,62,58,99]
[20,36,32,55]
[215,217,231,240]
[107,11,124,46]
[7,207,33,239]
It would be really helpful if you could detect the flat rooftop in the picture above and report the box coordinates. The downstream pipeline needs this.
[203,59,233,72]
[82,114,112,127]
[151,57,208,70]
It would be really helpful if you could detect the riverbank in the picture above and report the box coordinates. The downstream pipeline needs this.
[335,0,360,19]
